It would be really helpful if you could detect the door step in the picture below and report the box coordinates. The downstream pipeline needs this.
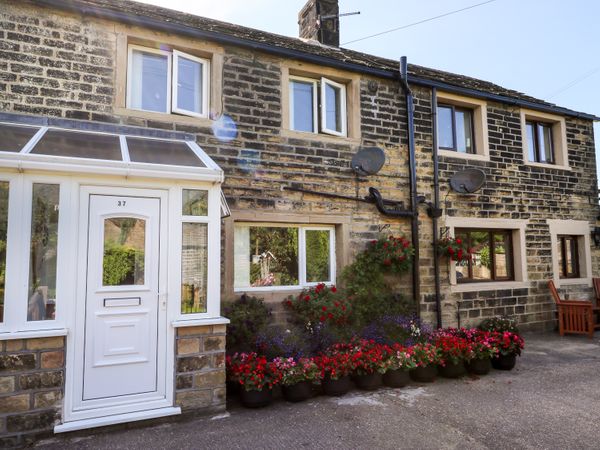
[54,406,181,433]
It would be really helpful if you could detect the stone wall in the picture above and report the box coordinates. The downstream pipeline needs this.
[0,336,65,448]
[0,0,598,333]
[175,325,226,414]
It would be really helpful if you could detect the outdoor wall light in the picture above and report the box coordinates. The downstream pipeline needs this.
[592,227,600,247]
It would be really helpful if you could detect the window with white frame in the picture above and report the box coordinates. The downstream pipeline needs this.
[234,223,335,290]
[127,45,209,118]
[547,220,592,286]
[290,76,347,137]
[180,189,209,314]
[0,175,68,333]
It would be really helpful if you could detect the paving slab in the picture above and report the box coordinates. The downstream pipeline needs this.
[34,333,600,450]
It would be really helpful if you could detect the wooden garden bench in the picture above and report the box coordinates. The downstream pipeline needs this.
[548,280,600,339]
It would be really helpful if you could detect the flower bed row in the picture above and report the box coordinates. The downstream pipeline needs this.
[226,329,525,407]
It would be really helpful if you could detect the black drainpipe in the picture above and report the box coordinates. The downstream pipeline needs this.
[400,57,421,313]
[431,88,442,328]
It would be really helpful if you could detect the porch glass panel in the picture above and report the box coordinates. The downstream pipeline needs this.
[181,222,208,314]
[31,129,122,161]
[0,181,8,323]
[127,137,205,167]
[27,183,60,322]
[0,124,40,152]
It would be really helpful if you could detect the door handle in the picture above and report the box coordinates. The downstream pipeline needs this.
[158,293,167,310]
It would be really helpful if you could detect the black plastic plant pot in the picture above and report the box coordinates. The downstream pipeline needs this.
[282,381,313,403]
[466,357,492,375]
[322,375,352,396]
[409,365,437,383]
[239,388,273,408]
[353,372,382,391]
[383,369,411,388]
[492,353,517,371]
[438,361,466,379]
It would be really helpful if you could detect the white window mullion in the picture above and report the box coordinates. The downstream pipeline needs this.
[172,50,209,119]
[1,176,22,332]
[320,77,347,137]
[329,228,336,284]
[298,226,307,286]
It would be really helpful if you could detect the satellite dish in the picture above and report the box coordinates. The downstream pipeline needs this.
[351,146,386,175]
[449,168,486,194]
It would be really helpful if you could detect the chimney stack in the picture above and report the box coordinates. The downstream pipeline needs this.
[298,0,340,47]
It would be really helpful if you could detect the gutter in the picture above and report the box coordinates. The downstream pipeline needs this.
[39,0,600,122]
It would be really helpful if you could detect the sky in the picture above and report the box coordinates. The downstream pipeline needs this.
[136,0,600,185]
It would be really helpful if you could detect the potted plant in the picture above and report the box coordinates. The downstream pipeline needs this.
[350,339,387,390]
[382,343,416,388]
[437,236,472,262]
[315,343,354,396]
[226,352,281,408]
[465,330,498,375]
[272,356,321,403]
[490,331,525,371]
[434,332,470,378]
[409,342,442,382]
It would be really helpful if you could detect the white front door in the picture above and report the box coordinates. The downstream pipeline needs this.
[72,189,169,419]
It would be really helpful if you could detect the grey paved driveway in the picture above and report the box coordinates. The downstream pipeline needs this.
[35,333,600,449]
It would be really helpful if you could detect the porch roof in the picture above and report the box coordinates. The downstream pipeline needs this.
[0,113,223,183]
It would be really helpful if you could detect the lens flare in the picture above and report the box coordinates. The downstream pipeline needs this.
[212,114,238,142]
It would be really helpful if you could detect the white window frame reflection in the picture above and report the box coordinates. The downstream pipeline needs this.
[0,174,70,333]
[126,45,172,114]
[172,50,210,119]
[320,77,347,137]
[288,75,347,137]
[233,223,336,292]
[289,76,318,133]
[126,45,210,119]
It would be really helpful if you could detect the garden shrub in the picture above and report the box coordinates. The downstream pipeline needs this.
[360,314,431,346]
[254,325,309,360]
[224,294,272,354]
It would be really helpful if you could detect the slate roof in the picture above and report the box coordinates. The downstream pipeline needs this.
[41,0,597,119]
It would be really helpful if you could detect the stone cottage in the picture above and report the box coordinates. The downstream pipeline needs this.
[0,0,598,445]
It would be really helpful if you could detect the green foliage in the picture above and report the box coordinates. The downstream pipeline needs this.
[284,283,351,328]
[224,294,272,354]
[249,227,299,286]
[102,243,144,286]
[350,292,413,330]
[479,315,519,334]
[479,246,491,269]
[305,230,330,282]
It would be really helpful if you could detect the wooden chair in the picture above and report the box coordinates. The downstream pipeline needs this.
[548,280,600,339]
[592,278,600,308]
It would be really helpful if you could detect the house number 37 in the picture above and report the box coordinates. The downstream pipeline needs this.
[117,200,126,206]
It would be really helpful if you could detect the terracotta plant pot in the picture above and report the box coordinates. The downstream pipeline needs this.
[353,372,382,391]
[239,388,273,408]
[282,381,313,403]
[383,369,410,388]
[466,357,492,375]
[492,353,517,371]
[322,375,352,396]
[409,365,437,383]
[438,361,466,378]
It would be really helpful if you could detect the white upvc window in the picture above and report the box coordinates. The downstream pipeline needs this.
[234,223,336,291]
[127,45,210,118]
[289,76,347,137]
[0,174,70,334]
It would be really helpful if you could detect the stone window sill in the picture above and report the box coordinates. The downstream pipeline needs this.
[172,317,230,328]
[281,128,360,145]
[555,277,592,288]
[0,328,68,341]
[524,161,571,171]
[450,281,530,293]
[438,149,489,162]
